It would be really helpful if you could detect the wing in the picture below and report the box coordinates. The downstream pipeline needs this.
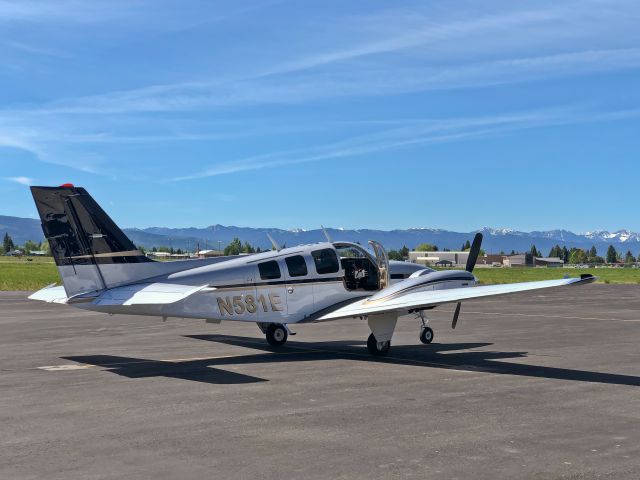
[313,275,595,321]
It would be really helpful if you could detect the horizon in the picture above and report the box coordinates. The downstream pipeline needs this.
[1,1,640,231]
[3,211,640,238]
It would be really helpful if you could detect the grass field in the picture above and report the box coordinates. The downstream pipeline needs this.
[473,266,640,285]
[0,256,59,291]
[1,256,640,291]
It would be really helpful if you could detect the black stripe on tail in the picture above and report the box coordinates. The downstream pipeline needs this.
[30,185,151,266]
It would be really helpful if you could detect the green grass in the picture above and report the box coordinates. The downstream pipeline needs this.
[473,266,640,285]
[0,256,60,291]
[1,255,639,291]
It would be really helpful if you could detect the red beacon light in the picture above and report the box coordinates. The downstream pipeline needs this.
[60,183,75,188]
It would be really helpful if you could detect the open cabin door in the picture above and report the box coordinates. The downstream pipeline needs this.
[368,240,390,290]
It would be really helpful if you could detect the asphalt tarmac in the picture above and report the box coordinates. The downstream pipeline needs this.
[2,285,640,479]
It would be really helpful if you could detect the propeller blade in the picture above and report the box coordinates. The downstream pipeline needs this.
[465,232,484,272]
[452,302,462,329]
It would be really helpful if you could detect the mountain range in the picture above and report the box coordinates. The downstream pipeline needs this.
[2,214,640,255]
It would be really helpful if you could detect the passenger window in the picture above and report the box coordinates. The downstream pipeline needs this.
[258,260,281,280]
[285,255,308,277]
[311,248,339,274]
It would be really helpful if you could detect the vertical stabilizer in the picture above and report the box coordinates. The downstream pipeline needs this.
[31,185,151,297]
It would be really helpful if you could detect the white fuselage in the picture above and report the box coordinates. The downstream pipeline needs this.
[76,242,476,324]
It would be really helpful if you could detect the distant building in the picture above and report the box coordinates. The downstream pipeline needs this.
[196,249,224,258]
[147,251,190,260]
[504,254,564,267]
[476,254,505,266]
[503,253,534,267]
[409,250,470,266]
[28,250,48,256]
[534,257,564,268]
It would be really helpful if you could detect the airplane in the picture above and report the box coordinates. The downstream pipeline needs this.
[28,184,596,356]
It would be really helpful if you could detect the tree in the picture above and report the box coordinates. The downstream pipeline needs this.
[137,245,146,255]
[530,244,539,257]
[548,245,563,259]
[568,248,587,264]
[463,240,471,250]
[23,239,39,254]
[40,239,51,255]
[625,250,636,264]
[3,232,15,253]
[224,237,243,256]
[399,246,409,259]
[241,241,255,254]
[387,249,403,261]
[562,246,569,263]
[588,246,597,260]
[606,245,618,264]
[415,243,438,252]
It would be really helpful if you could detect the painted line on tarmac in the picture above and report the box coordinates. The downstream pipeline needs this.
[36,350,318,372]
[438,309,640,322]
[36,345,475,374]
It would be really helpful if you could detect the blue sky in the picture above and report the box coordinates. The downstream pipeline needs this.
[1,0,640,232]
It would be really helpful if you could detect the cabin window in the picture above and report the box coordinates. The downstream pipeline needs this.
[390,273,406,280]
[258,260,281,280]
[311,248,339,274]
[285,255,308,277]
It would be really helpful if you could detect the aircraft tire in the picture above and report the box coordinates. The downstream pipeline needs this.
[266,324,288,347]
[367,333,391,356]
[420,326,434,344]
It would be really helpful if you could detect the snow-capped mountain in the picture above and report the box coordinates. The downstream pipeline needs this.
[3,215,640,254]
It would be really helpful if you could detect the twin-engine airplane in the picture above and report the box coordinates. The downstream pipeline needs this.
[29,185,595,356]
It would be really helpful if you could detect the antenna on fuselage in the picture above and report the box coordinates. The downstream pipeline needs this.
[321,225,333,243]
[266,233,282,251]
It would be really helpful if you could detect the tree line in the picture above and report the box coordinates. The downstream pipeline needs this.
[3,233,50,255]
[6,229,637,265]
[546,243,636,264]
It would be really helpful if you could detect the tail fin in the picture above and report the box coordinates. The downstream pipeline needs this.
[31,185,151,297]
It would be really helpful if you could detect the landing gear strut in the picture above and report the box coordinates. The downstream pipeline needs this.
[265,324,288,347]
[416,310,434,344]
[367,333,391,356]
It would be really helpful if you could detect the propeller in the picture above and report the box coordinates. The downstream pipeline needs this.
[464,232,484,272]
[453,232,483,329]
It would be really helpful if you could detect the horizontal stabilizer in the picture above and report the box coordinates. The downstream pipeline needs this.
[92,283,207,306]
[28,284,68,304]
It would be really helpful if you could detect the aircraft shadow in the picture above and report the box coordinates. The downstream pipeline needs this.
[187,334,640,387]
[63,335,640,387]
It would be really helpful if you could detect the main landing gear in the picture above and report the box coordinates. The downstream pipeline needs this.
[419,326,434,344]
[416,310,434,344]
[258,323,290,347]
[367,333,391,356]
